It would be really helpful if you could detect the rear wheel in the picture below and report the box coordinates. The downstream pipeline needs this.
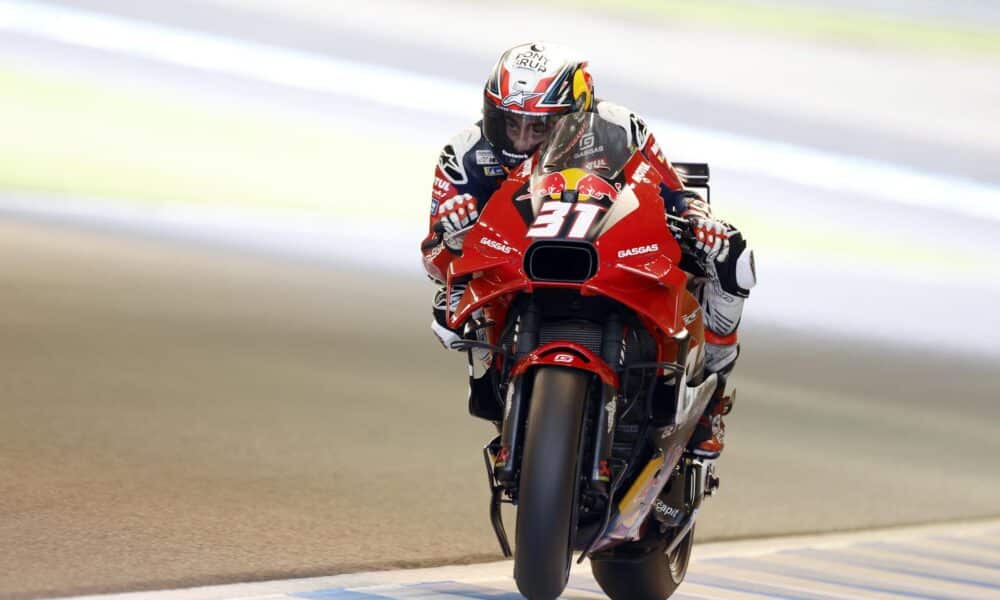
[590,525,695,600]
[514,367,589,600]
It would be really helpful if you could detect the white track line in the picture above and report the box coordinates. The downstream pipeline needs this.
[63,519,1000,599]
[2,0,999,222]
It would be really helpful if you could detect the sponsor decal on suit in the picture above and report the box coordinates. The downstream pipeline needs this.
[475,150,498,165]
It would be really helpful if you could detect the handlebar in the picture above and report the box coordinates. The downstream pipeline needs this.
[420,221,447,251]
[421,221,475,253]
[665,213,697,247]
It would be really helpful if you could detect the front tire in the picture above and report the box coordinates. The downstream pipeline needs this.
[514,367,589,600]
[590,525,695,600]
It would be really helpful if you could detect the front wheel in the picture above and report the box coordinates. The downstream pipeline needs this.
[514,367,589,600]
[590,525,695,600]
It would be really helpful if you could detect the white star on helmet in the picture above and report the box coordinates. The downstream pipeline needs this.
[501,89,544,107]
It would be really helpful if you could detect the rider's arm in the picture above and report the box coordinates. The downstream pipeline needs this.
[421,165,468,284]
[594,101,709,219]
[421,125,505,283]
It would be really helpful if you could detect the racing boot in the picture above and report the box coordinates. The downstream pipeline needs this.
[688,337,737,459]
[688,384,733,458]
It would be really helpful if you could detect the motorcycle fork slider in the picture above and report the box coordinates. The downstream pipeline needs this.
[493,302,541,486]
[588,384,616,492]
[482,439,512,557]
[494,377,525,485]
[589,314,622,492]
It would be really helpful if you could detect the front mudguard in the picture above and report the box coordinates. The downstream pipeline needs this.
[493,342,619,488]
[511,341,619,389]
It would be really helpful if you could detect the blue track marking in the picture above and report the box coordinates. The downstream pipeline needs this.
[685,572,832,599]
[792,548,1000,591]
[567,576,715,600]
[568,574,712,600]
[860,541,1000,571]
[566,574,605,595]
[409,580,525,599]
[709,557,955,599]
[933,536,1000,552]
[293,589,395,599]
[295,580,532,600]
[131,521,1000,600]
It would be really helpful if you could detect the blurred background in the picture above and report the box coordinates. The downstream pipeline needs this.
[1,0,998,598]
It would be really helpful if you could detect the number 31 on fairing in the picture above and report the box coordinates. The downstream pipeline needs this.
[527,201,604,239]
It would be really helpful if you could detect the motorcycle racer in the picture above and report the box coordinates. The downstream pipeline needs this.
[421,42,756,459]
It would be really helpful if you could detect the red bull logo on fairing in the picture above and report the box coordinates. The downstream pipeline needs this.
[577,173,618,201]
[535,169,617,202]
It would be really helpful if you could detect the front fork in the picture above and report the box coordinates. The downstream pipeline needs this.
[492,301,541,486]
[485,303,625,556]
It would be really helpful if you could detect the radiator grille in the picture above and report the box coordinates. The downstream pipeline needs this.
[538,320,604,356]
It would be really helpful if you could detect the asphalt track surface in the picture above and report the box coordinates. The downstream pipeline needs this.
[2,219,999,599]
[63,520,1000,599]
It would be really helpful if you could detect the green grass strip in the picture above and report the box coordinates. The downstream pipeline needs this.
[0,63,437,221]
[539,0,1000,56]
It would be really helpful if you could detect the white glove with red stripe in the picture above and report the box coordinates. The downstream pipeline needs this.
[437,194,479,233]
[688,216,731,264]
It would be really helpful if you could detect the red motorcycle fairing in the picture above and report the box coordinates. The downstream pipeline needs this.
[511,341,619,388]
[446,150,704,368]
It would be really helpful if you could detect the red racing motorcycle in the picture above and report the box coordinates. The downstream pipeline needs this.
[430,112,721,600]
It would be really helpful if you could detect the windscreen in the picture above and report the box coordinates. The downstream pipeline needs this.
[525,112,641,243]
[535,112,632,179]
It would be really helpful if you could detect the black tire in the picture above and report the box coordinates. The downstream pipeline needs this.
[514,367,589,600]
[590,525,695,600]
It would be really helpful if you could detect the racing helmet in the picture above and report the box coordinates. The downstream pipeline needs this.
[483,42,594,168]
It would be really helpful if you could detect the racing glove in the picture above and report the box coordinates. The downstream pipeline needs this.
[687,216,731,265]
[435,194,480,252]
[438,193,478,231]
[679,196,712,221]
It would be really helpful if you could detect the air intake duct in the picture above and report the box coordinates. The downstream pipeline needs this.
[524,241,598,283]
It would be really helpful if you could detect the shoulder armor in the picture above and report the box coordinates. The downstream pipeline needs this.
[438,126,484,185]
[596,100,650,149]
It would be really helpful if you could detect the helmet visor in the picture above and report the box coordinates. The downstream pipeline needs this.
[483,102,558,167]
